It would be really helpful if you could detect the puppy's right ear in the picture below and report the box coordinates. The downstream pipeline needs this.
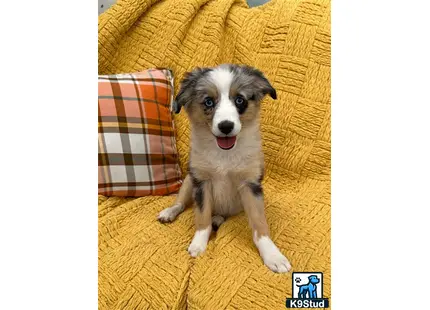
[174,68,210,114]
[172,100,181,114]
[173,75,190,114]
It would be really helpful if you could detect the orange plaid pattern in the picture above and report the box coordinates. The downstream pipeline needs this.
[98,69,182,196]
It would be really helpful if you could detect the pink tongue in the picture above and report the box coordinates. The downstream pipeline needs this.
[216,136,237,149]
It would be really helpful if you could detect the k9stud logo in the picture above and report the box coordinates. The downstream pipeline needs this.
[286,272,329,308]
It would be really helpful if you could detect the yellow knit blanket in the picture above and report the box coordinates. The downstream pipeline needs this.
[98,0,331,309]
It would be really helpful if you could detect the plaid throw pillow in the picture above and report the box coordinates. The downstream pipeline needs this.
[98,69,182,196]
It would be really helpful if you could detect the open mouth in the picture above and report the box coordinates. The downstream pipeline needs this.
[216,136,237,150]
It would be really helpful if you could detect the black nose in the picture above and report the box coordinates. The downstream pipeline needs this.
[218,120,234,135]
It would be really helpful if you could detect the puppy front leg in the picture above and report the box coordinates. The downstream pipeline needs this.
[188,181,212,257]
[158,174,193,223]
[239,182,292,273]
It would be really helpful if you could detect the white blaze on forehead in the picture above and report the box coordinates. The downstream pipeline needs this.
[208,66,234,97]
[209,67,241,136]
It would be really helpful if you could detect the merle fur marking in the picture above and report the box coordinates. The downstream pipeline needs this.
[228,64,277,101]
[240,65,277,100]
[194,185,204,210]
[174,68,212,114]
[189,164,205,210]
[174,64,276,114]
[248,182,263,197]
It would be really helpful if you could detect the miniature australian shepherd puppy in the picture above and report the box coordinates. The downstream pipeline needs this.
[157,64,291,273]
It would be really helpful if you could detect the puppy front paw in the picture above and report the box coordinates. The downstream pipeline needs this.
[255,235,292,273]
[187,227,211,257]
[263,250,292,273]
[157,208,176,223]
[157,203,183,223]
[187,241,207,257]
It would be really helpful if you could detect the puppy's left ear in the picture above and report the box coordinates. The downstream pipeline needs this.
[268,83,278,99]
[243,66,277,101]
[267,85,277,100]
[259,75,277,100]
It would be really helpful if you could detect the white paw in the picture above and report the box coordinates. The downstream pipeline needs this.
[157,208,176,223]
[157,204,183,223]
[263,250,292,273]
[187,241,207,257]
[188,226,211,257]
[254,234,292,273]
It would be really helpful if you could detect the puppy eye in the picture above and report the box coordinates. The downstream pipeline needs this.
[204,97,214,107]
[235,96,244,105]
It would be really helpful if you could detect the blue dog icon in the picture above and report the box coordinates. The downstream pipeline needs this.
[296,275,320,298]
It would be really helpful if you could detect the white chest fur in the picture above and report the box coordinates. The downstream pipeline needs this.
[190,125,262,216]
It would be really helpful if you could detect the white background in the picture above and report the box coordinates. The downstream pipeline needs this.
[0,0,429,309]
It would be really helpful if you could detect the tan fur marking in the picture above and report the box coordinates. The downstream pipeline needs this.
[174,174,193,207]
[194,182,213,230]
[239,185,270,239]
[204,84,219,101]
[240,103,259,123]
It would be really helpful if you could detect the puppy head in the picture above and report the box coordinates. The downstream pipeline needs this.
[174,64,276,150]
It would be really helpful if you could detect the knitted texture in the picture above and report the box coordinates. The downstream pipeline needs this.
[98,0,331,309]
